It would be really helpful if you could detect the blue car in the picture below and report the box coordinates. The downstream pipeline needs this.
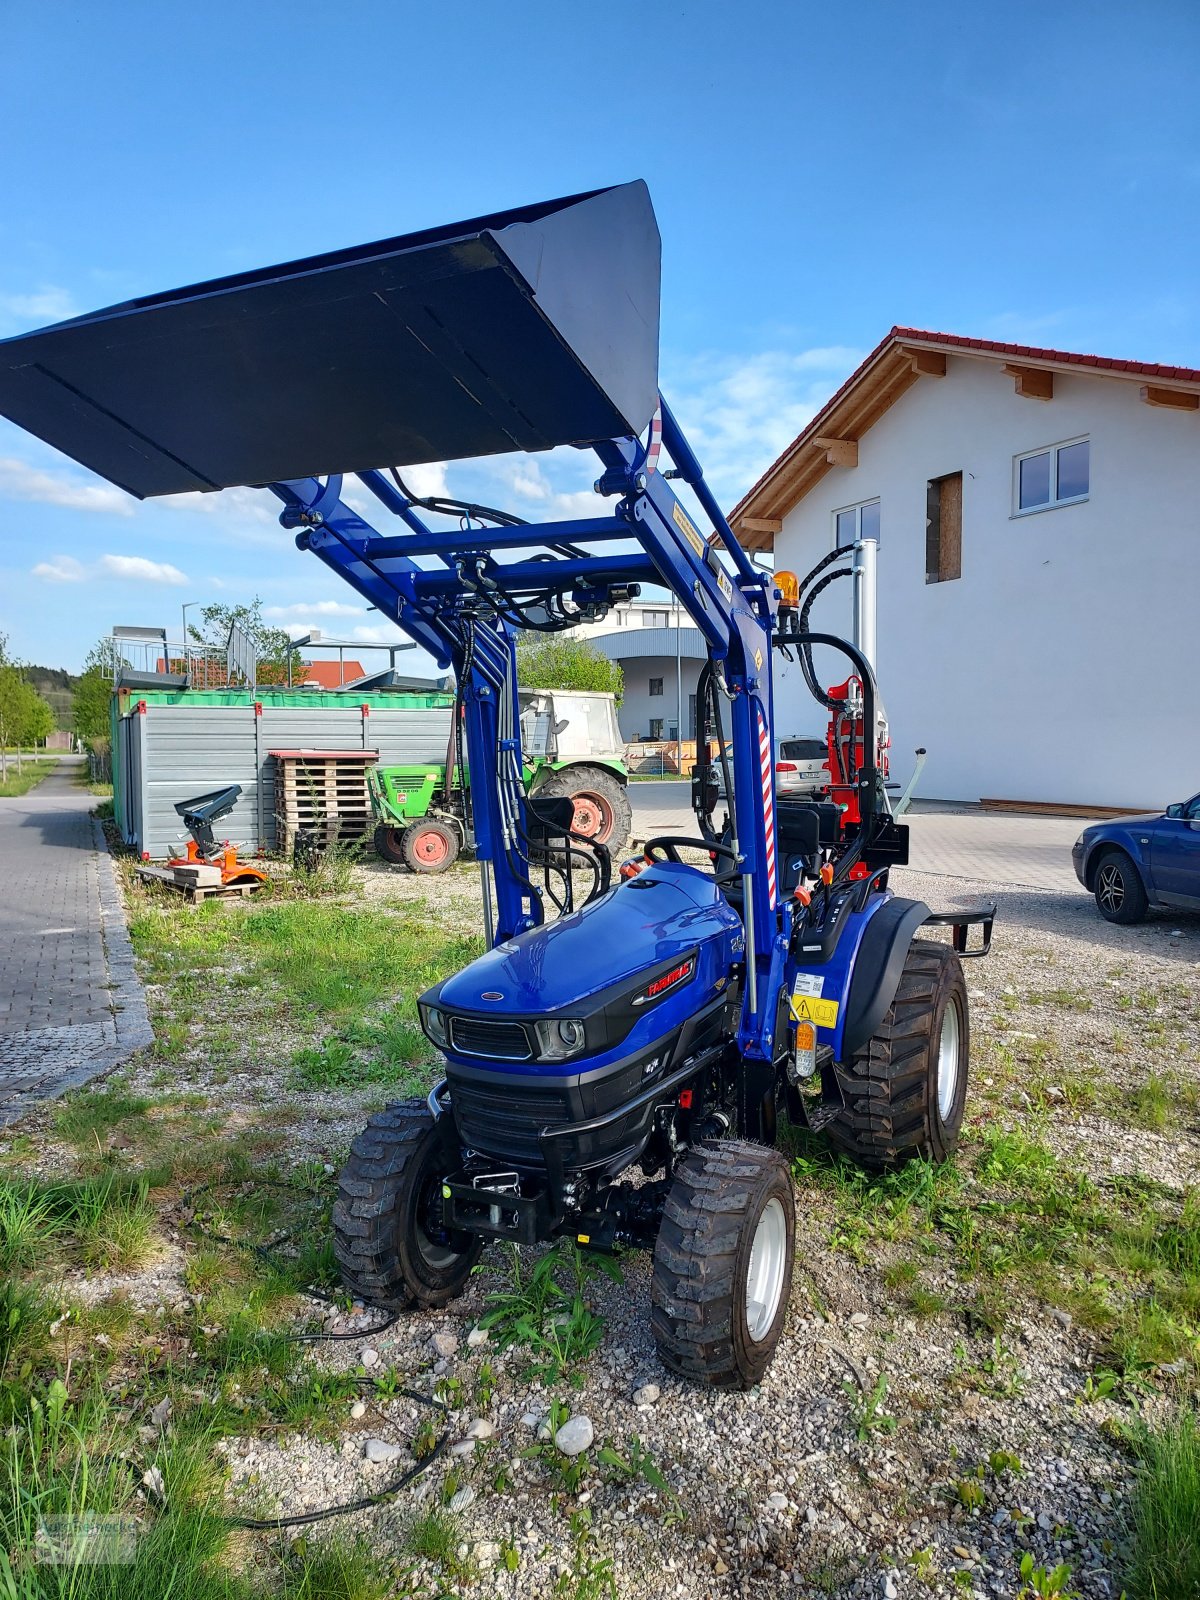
[1072,792,1200,923]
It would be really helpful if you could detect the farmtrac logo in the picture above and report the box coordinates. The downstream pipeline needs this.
[632,957,695,1006]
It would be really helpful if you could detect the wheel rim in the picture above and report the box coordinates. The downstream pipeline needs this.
[937,996,962,1122]
[745,1196,788,1343]
[412,828,451,866]
[570,791,614,843]
[413,1167,463,1269]
[1097,862,1124,914]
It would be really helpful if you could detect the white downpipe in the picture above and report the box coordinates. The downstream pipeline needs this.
[851,537,878,676]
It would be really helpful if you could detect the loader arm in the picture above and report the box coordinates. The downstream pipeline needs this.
[0,179,798,1062]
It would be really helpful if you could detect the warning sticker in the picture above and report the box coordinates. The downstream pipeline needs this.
[792,973,825,999]
[715,567,734,603]
[673,502,706,558]
[790,994,840,1029]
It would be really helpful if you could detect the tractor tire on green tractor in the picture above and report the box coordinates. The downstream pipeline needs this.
[401,819,460,873]
[535,765,632,855]
[373,824,408,865]
[825,939,968,1172]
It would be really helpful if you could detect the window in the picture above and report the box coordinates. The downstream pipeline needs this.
[1015,438,1089,513]
[648,676,664,697]
[780,738,828,762]
[648,718,664,739]
[926,471,962,583]
[834,499,880,549]
[642,609,669,627]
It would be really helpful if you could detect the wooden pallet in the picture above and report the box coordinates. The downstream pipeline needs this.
[136,865,263,904]
[270,749,379,855]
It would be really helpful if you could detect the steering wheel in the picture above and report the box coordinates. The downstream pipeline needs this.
[642,835,739,869]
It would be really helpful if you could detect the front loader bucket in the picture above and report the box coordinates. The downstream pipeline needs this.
[0,182,660,499]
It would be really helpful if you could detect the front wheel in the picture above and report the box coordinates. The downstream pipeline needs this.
[651,1140,795,1389]
[1093,849,1148,925]
[332,1101,481,1307]
[825,938,968,1172]
[401,819,460,873]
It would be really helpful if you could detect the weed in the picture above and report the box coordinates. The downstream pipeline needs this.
[405,1506,474,1584]
[480,1241,622,1383]
[1017,1553,1079,1598]
[1125,1409,1200,1600]
[908,1547,937,1583]
[597,1434,676,1500]
[842,1371,897,1441]
[955,1472,985,1509]
[1128,1073,1182,1133]
[0,1181,65,1270]
[279,1536,396,1599]
[554,1508,617,1600]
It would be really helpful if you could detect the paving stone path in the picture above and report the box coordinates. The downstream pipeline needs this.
[0,761,151,1125]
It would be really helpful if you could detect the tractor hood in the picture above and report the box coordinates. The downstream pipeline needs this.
[419,863,743,1070]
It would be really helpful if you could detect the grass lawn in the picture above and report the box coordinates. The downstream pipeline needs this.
[1,861,1198,1596]
[0,759,58,798]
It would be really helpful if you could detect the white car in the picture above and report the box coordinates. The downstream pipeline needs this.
[713,735,830,800]
[774,736,831,798]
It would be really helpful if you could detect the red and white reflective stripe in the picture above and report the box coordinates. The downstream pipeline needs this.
[644,405,663,476]
[757,705,777,905]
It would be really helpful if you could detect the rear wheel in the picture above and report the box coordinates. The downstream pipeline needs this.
[535,766,632,855]
[1093,848,1148,924]
[333,1100,481,1307]
[401,819,459,873]
[651,1140,795,1389]
[825,939,968,1172]
[373,823,407,865]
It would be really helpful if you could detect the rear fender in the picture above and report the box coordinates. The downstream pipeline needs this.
[840,897,932,1058]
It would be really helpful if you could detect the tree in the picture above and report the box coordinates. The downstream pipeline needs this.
[514,634,623,702]
[73,639,122,748]
[190,600,301,688]
[0,633,57,777]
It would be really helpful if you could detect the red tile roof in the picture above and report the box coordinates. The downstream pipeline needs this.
[301,659,367,689]
[730,326,1200,537]
[890,327,1200,385]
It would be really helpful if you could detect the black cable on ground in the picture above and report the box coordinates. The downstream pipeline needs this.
[178,1178,452,1528]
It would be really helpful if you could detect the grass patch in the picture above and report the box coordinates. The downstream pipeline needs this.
[1125,1410,1200,1599]
[54,1088,153,1148]
[128,897,482,1027]
[0,761,56,798]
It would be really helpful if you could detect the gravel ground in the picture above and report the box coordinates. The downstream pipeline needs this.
[8,857,1199,1597]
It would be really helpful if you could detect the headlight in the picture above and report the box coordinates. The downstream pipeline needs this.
[534,1017,587,1062]
[421,1004,448,1047]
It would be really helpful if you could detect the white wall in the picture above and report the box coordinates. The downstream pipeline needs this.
[773,355,1200,808]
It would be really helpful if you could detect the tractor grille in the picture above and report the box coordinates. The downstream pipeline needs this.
[448,1016,533,1061]
[449,1078,571,1165]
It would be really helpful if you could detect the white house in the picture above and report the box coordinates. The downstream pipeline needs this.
[563,599,707,744]
[729,327,1200,810]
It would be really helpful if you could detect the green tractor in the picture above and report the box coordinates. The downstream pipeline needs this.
[369,688,632,872]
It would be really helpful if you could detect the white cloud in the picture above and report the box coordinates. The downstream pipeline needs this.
[663,345,866,506]
[31,555,87,582]
[263,600,366,621]
[31,552,188,585]
[0,456,134,516]
[0,285,78,332]
[99,554,188,584]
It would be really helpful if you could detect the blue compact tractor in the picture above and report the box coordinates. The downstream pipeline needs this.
[0,182,992,1386]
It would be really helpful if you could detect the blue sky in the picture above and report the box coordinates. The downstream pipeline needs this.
[1,0,1197,673]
